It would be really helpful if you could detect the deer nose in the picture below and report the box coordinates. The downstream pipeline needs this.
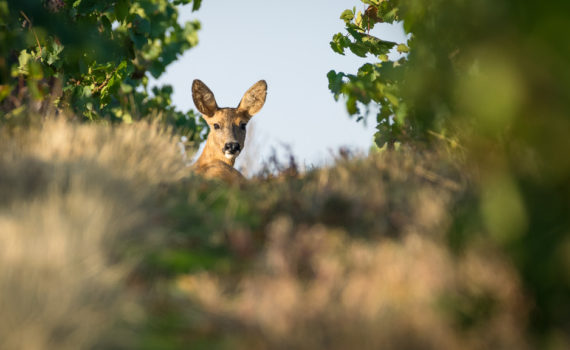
[224,142,241,154]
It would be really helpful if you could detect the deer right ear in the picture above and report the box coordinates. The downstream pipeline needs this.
[238,80,267,117]
[192,80,219,117]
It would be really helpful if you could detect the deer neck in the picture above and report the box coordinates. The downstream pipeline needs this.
[196,136,236,168]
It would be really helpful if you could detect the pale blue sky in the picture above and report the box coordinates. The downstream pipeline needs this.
[152,0,406,171]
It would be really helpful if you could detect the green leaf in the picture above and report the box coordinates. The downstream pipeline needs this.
[397,43,409,53]
[374,120,391,148]
[340,9,354,22]
[192,0,202,11]
[381,8,398,23]
[81,85,93,97]
[330,40,345,55]
[385,92,399,107]
[346,96,358,115]
[331,33,353,56]
[394,103,408,125]
[355,11,363,28]
[349,42,369,57]
[46,41,64,66]
[17,50,31,74]
[327,70,345,99]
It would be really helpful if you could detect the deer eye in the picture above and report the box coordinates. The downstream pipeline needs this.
[240,123,246,130]
[213,123,220,130]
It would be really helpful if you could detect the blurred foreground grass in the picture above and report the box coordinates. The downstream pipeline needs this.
[2,117,564,350]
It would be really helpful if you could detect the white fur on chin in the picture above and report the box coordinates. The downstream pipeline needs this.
[225,151,239,160]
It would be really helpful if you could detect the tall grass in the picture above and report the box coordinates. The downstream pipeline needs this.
[171,154,529,350]
[0,118,187,349]
[0,117,535,349]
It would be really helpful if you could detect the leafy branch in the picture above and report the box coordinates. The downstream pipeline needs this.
[1,0,206,146]
[328,2,410,148]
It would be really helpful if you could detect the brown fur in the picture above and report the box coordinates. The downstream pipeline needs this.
[192,79,267,183]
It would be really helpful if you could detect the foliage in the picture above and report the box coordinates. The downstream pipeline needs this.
[0,0,206,143]
[328,0,408,148]
[331,0,570,344]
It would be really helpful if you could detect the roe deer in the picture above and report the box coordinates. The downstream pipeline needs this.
[192,79,267,182]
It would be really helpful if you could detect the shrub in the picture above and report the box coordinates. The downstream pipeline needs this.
[0,0,206,144]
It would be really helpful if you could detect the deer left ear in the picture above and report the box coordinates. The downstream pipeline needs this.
[192,79,219,117]
[238,80,267,117]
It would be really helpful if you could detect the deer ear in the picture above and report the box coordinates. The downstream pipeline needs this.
[192,79,219,117]
[238,80,267,117]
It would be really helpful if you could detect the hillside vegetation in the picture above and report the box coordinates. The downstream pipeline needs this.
[1,0,569,349]
[0,116,533,349]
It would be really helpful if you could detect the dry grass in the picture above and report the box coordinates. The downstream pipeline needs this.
[0,118,188,350]
[0,117,534,349]
[176,161,529,350]
[180,229,527,350]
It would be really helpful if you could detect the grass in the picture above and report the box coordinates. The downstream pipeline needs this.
[0,117,550,349]
[0,118,185,349]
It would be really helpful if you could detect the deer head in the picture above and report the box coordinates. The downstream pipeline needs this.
[192,79,267,179]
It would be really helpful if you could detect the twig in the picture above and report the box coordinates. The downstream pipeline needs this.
[20,11,43,56]
[93,66,120,94]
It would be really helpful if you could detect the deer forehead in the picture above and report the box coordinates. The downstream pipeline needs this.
[209,108,249,126]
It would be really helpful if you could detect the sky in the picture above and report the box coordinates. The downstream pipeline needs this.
[151,0,407,172]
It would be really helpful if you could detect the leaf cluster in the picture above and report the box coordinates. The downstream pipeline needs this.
[328,1,410,148]
[0,0,205,144]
